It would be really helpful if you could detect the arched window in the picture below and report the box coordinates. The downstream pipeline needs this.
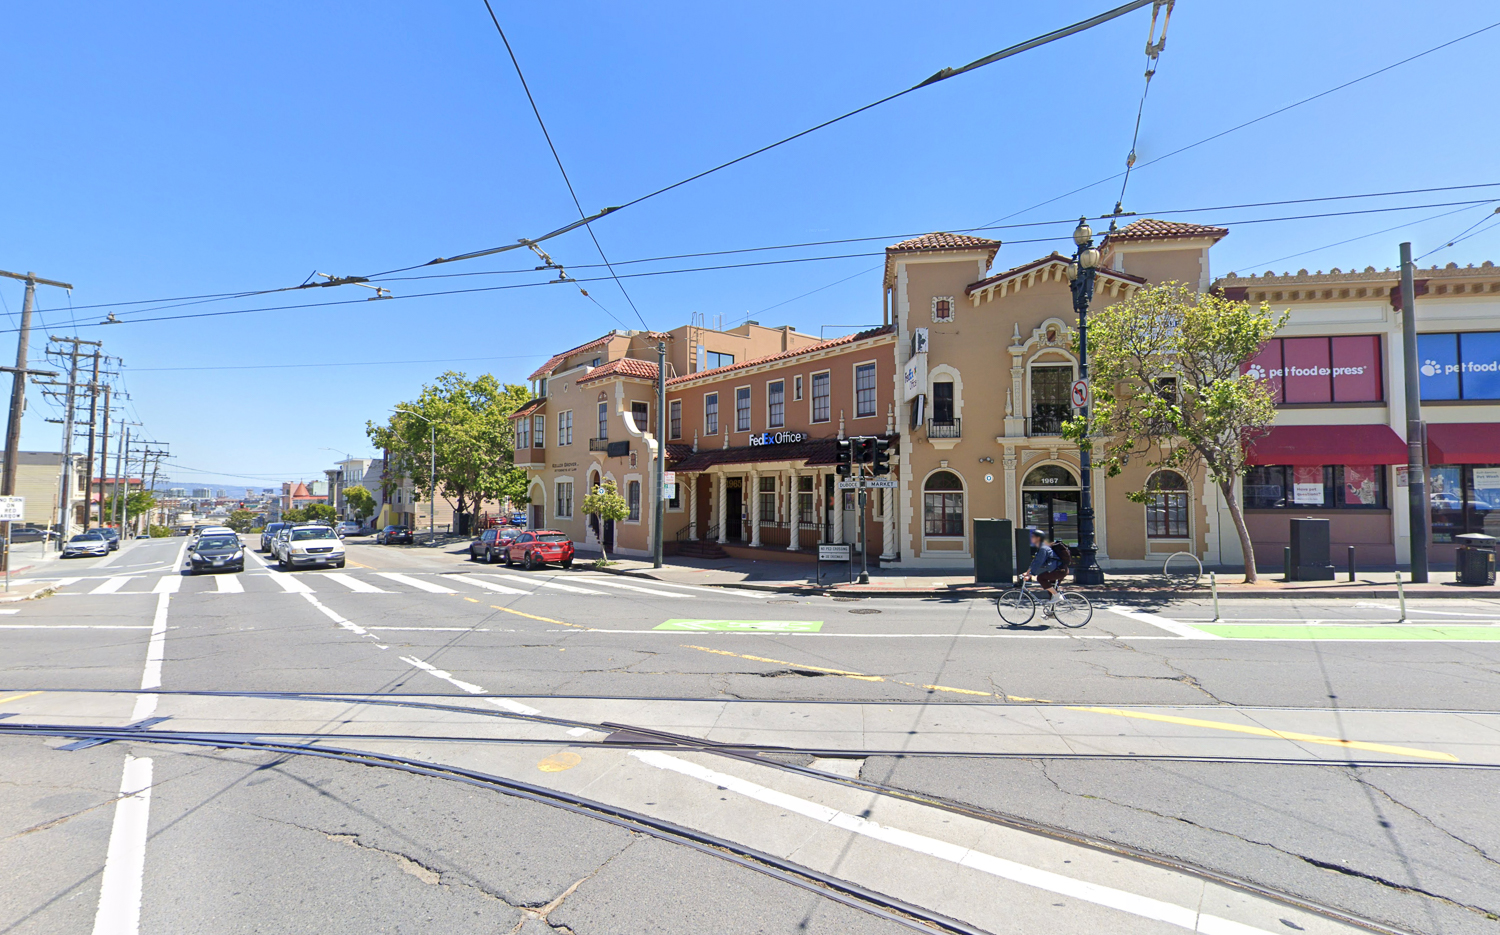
[1022,465,1079,546]
[923,471,964,537]
[1146,471,1189,538]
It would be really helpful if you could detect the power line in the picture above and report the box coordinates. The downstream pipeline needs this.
[1229,202,1490,276]
[1416,206,1500,261]
[129,353,545,373]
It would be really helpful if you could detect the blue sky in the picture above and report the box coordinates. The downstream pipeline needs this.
[3,1,1497,489]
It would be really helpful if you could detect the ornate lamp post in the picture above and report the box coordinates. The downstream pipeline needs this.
[1064,218,1105,585]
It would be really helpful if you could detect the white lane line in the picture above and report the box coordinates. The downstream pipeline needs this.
[268,574,313,593]
[633,751,1278,935]
[213,574,244,593]
[1354,602,1496,618]
[152,575,182,594]
[1106,605,1216,639]
[575,578,706,598]
[368,627,498,632]
[0,624,151,629]
[0,608,16,614]
[90,577,138,595]
[376,572,456,594]
[320,573,390,593]
[484,574,601,594]
[299,591,370,637]
[130,592,171,722]
[539,629,1179,639]
[90,754,153,935]
[576,577,762,599]
[440,574,527,595]
[398,655,542,715]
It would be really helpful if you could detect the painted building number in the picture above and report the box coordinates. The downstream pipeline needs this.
[1070,379,1090,408]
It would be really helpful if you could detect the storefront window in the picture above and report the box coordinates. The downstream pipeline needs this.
[798,475,815,523]
[1430,464,1500,542]
[759,476,776,523]
[1022,465,1078,546]
[1243,335,1383,404]
[1417,332,1500,400]
[1243,465,1387,510]
[1146,471,1188,538]
[923,471,964,537]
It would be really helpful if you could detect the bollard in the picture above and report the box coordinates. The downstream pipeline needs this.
[1210,571,1220,622]
[1348,545,1357,582]
[1283,546,1292,581]
[1395,569,1406,622]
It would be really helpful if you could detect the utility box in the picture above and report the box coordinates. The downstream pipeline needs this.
[1015,526,1035,578]
[1288,518,1335,581]
[973,518,1013,585]
[1455,533,1498,586]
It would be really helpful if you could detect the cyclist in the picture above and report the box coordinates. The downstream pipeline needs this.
[1020,527,1069,606]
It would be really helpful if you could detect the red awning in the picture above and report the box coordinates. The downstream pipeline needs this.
[1427,423,1500,465]
[1245,424,1408,466]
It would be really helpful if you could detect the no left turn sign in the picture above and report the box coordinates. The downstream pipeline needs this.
[1071,379,1090,408]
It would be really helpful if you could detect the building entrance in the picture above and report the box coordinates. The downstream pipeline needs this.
[726,478,743,541]
[1022,464,1080,546]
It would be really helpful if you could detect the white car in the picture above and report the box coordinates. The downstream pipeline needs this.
[336,521,361,536]
[276,524,346,570]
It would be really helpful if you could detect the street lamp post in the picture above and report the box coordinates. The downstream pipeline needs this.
[393,408,438,546]
[1064,218,1105,586]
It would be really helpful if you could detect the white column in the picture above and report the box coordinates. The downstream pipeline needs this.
[750,469,762,547]
[716,472,727,544]
[787,466,799,551]
[688,474,699,540]
[881,488,897,560]
[832,479,845,544]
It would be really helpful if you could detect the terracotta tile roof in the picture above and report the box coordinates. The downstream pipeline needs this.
[527,334,614,380]
[576,356,660,385]
[667,325,895,386]
[508,398,545,420]
[965,253,1145,296]
[1102,219,1228,244]
[887,232,1000,253]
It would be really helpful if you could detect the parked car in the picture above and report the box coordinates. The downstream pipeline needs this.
[277,523,346,570]
[468,527,519,563]
[9,526,50,543]
[98,527,121,551]
[187,532,244,574]
[62,531,110,558]
[336,520,362,536]
[259,522,288,552]
[376,524,413,545]
[503,530,575,570]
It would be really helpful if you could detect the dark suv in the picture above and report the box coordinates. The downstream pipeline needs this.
[468,527,518,563]
[376,524,413,545]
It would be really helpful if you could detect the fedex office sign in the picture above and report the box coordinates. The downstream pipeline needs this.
[748,431,807,446]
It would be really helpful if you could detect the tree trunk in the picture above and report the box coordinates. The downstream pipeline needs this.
[597,516,608,563]
[1219,477,1258,584]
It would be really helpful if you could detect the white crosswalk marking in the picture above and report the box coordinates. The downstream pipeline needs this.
[213,574,244,593]
[577,577,707,598]
[268,574,313,593]
[90,577,138,595]
[484,574,601,594]
[441,574,528,595]
[320,573,390,593]
[376,572,455,594]
[152,576,182,594]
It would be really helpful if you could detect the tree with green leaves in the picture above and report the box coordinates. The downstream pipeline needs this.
[102,490,156,525]
[342,485,375,522]
[581,481,628,562]
[226,509,257,533]
[366,371,532,534]
[1065,282,1288,583]
[283,503,338,525]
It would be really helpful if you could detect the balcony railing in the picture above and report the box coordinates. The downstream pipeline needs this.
[926,418,961,439]
[588,437,610,451]
[1029,404,1069,436]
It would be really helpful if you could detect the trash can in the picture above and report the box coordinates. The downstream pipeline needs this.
[973,519,1013,585]
[1288,517,1335,581]
[1455,533,1498,586]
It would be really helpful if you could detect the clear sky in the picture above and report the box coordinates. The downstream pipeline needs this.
[3,1,1497,489]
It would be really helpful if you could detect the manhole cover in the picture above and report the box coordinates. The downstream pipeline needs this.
[848,608,881,615]
[766,599,799,605]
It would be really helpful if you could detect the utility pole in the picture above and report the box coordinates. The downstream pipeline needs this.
[113,425,129,532]
[653,340,666,568]
[0,270,69,564]
[96,386,111,528]
[1400,242,1429,583]
[82,351,102,529]
[47,337,101,548]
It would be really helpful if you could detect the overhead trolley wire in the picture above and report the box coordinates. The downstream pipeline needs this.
[1112,0,1174,222]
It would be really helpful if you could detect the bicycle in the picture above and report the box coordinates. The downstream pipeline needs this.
[996,577,1093,628]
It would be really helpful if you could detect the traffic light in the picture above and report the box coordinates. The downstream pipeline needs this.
[871,438,892,476]
[835,439,852,476]
[852,437,875,464]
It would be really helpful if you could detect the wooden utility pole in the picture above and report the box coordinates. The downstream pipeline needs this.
[82,351,102,529]
[96,387,111,528]
[0,270,72,497]
[47,336,101,546]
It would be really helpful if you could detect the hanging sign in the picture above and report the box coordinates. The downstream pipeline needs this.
[903,352,928,401]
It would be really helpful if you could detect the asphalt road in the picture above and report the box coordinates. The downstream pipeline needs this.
[2,534,1498,934]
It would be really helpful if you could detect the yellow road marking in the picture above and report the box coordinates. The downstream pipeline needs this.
[463,597,479,603]
[344,559,372,569]
[915,683,990,696]
[1070,706,1459,762]
[683,644,883,680]
[489,605,591,629]
[0,690,42,705]
[537,751,581,772]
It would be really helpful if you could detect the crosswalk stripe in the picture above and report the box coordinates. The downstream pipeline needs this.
[269,574,313,593]
[484,574,601,594]
[213,574,244,593]
[321,573,390,593]
[441,574,528,595]
[152,576,182,594]
[376,572,456,594]
[576,577,709,598]
[90,577,137,595]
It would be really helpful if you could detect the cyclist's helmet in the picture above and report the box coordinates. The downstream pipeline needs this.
[1027,526,1045,540]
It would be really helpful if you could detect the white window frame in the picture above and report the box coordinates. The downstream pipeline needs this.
[932,296,954,322]
[558,410,573,446]
[597,401,608,441]
[532,414,545,448]
[704,392,719,435]
[630,400,649,433]
[669,400,682,439]
[853,361,878,419]
[766,379,785,429]
[735,385,752,433]
[554,479,574,520]
[515,416,530,450]
[793,374,804,401]
[810,370,831,423]
[625,476,642,523]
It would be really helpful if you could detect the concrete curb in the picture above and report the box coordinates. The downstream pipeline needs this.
[0,584,58,603]
[577,564,1498,600]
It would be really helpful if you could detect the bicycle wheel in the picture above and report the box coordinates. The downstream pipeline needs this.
[996,589,1036,625]
[1051,592,1093,628]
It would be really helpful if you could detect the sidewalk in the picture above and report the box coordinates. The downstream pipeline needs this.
[571,547,1498,599]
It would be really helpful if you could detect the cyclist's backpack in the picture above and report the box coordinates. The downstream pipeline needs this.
[1051,541,1072,568]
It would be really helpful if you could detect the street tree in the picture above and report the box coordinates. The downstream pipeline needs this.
[1064,282,1287,583]
[226,509,257,533]
[343,485,375,522]
[366,371,531,534]
[283,503,338,525]
[102,490,156,525]
[580,481,628,562]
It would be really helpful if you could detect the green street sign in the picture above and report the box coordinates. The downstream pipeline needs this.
[654,619,824,632]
